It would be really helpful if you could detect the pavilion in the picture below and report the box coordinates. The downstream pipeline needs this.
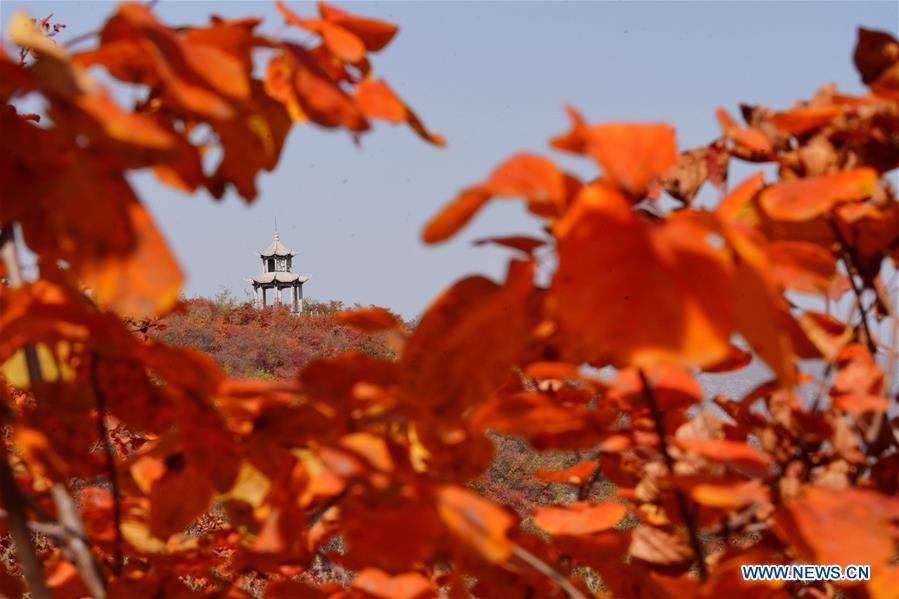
[247,228,309,313]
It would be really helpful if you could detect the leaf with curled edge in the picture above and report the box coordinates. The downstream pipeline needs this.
[276,1,365,63]
[550,181,735,369]
[422,154,566,243]
[354,79,444,146]
[552,109,677,199]
[715,108,773,160]
[318,2,399,52]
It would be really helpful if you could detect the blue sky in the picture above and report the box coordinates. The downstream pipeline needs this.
[2,1,897,318]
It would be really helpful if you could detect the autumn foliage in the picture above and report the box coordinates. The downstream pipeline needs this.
[1,3,898,598]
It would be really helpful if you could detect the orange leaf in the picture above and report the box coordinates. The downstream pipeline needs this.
[628,524,693,565]
[287,44,368,131]
[148,456,215,539]
[352,568,435,599]
[355,79,444,145]
[435,485,515,563]
[533,501,626,536]
[676,439,774,476]
[318,2,399,52]
[716,108,773,157]
[355,78,407,122]
[473,235,547,255]
[276,2,366,63]
[534,460,598,485]
[550,182,734,368]
[723,225,797,385]
[831,393,889,414]
[759,168,878,222]
[771,106,844,136]
[765,241,838,295]
[401,260,539,419]
[583,122,678,198]
[774,486,899,569]
[334,307,402,332]
[81,200,183,318]
[702,344,753,373]
[422,154,564,243]
[422,188,493,244]
[796,311,851,361]
[715,172,765,225]
[687,478,769,508]
[610,364,703,410]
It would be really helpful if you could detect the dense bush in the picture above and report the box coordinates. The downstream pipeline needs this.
[155,294,397,380]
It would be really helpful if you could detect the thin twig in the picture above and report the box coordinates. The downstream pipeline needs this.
[829,221,878,354]
[90,355,124,574]
[50,484,107,598]
[512,545,587,599]
[0,224,50,599]
[638,368,708,580]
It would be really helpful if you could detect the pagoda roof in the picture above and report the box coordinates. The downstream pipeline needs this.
[247,272,310,285]
[259,230,296,257]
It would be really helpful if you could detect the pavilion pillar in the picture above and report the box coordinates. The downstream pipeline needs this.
[291,284,298,313]
[273,285,281,305]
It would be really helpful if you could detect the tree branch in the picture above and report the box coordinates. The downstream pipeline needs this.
[829,221,878,354]
[1,224,107,597]
[0,224,50,599]
[638,368,707,580]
